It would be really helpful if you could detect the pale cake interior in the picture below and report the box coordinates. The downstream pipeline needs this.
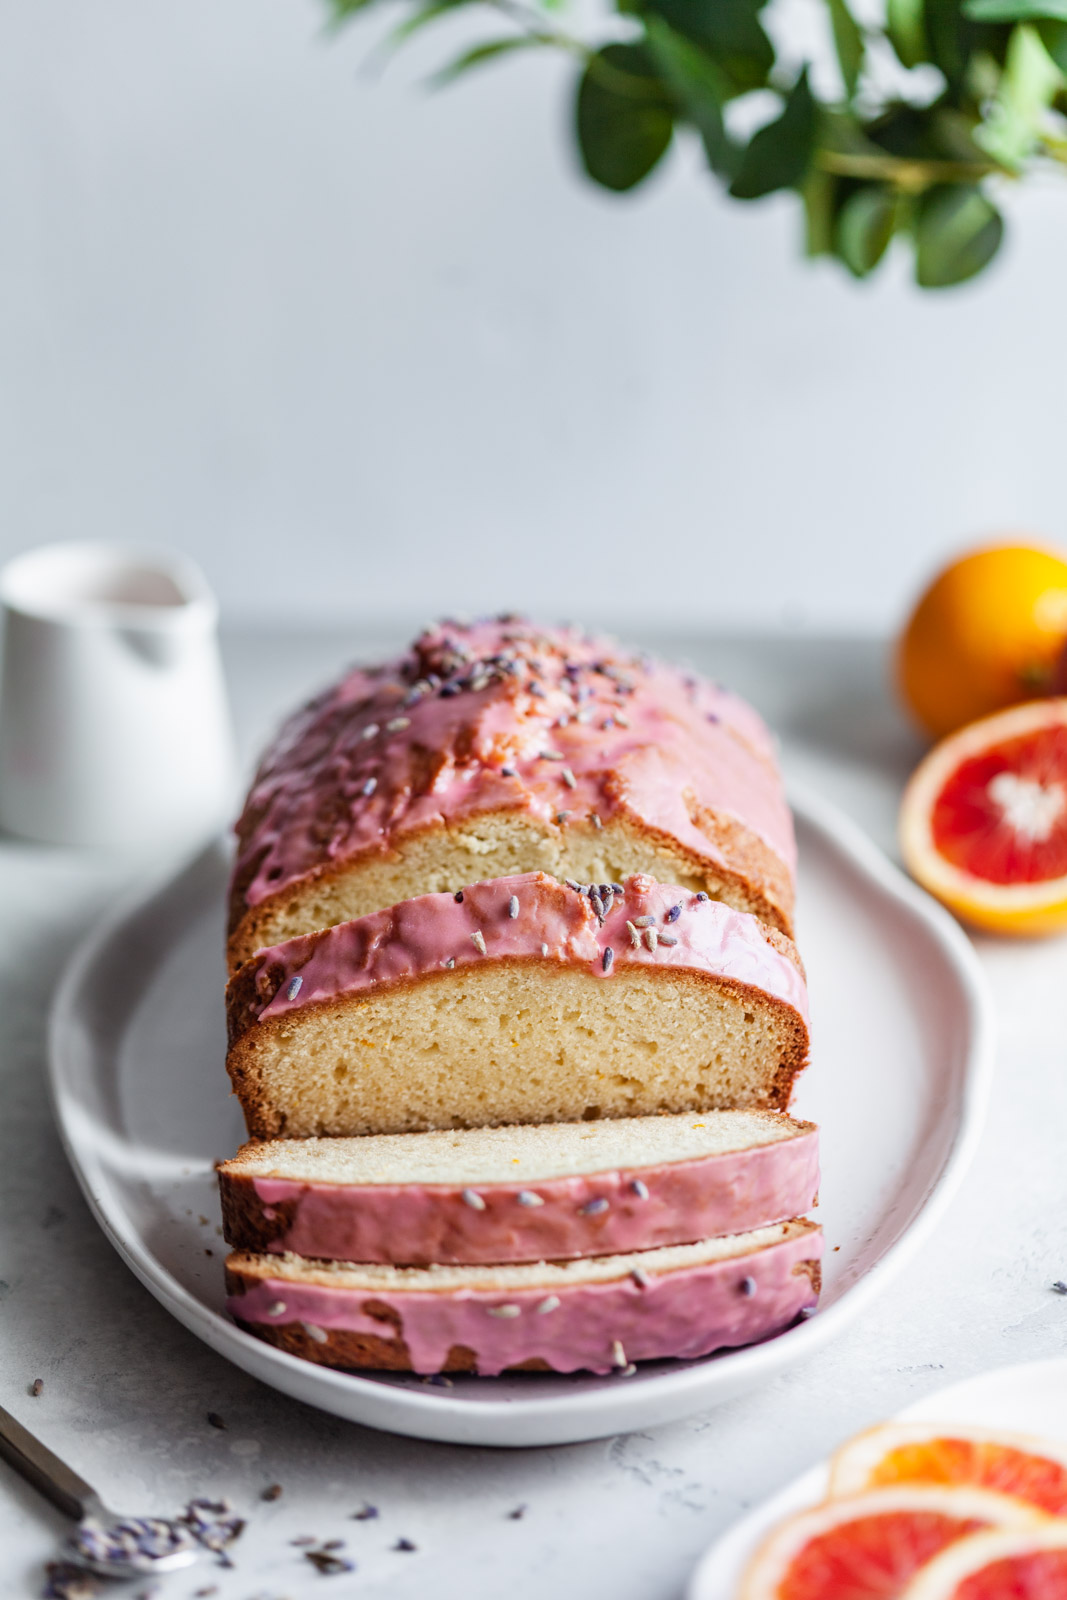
[232,963,807,1138]
[222,1109,809,1186]
[232,810,774,968]
[229,1219,817,1294]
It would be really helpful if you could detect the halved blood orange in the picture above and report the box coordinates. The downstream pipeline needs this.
[898,1523,1067,1598]
[899,699,1067,935]
[829,1423,1067,1516]
[739,1486,1045,1600]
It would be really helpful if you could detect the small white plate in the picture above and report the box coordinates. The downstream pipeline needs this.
[48,787,993,1448]
[687,1357,1067,1599]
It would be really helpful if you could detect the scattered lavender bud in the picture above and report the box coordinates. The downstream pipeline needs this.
[206,1412,226,1430]
[393,1539,417,1552]
[352,1504,379,1521]
[305,1549,355,1575]
[261,1484,283,1501]
[739,1276,757,1297]
[42,1562,103,1600]
[30,1377,43,1397]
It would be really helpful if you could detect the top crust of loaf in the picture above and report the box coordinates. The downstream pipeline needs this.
[219,1109,815,1187]
[228,618,796,965]
[226,871,808,1048]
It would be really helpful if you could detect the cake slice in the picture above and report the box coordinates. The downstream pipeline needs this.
[225,1219,822,1375]
[227,618,797,970]
[226,871,810,1139]
[218,1110,819,1265]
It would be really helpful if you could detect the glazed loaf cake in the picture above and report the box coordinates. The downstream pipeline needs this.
[225,1219,822,1375]
[226,871,810,1139]
[227,618,796,971]
[218,1110,819,1265]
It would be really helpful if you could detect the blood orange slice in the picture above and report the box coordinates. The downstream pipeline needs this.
[829,1424,1067,1515]
[739,1486,1045,1600]
[898,1523,1067,1598]
[899,699,1067,935]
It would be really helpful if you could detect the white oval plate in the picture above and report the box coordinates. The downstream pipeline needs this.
[687,1357,1067,1599]
[48,786,993,1448]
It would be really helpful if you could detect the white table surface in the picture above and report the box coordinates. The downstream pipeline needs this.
[3,626,1065,1600]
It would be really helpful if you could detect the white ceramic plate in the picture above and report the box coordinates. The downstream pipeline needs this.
[48,787,993,1448]
[687,1357,1067,1599]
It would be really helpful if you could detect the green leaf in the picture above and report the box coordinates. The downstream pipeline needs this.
[924,0,983,89]
[432,35,550,87]
[1036,16,1067,67]
[887,0,929,65]
[965,0,1067,20]
[827,0,865,97]
[915,184,1004,285]
[802,168,838,257]
[835,185,896,275]
[729,67,816,199]
[640,0,774,94]
[973,23,1063,168]
[326,0,381,18]
[643,17,738,177]
[381,1,476,52]
[575,44,674,192]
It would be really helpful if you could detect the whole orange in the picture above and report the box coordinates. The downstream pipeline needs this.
[896,542,1067,740]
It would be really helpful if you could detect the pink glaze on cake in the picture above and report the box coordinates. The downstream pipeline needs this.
[229,872,809,1038]
[229,1128,819,1264]
[231,619,795,913]
[226,1224,822,1375]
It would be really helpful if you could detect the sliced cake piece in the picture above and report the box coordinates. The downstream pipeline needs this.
[226,872,810,1139]
[218,1110,819,1265]
[227,617,797,970]
[225,1219,822,1375]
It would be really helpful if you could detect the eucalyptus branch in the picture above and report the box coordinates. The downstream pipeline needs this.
[815,150,1003,190]
[324,0,1067,288]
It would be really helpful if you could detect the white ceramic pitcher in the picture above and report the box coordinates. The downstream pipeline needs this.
[0,542,235,849]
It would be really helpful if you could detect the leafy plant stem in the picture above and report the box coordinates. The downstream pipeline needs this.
[816,149,1003,188]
